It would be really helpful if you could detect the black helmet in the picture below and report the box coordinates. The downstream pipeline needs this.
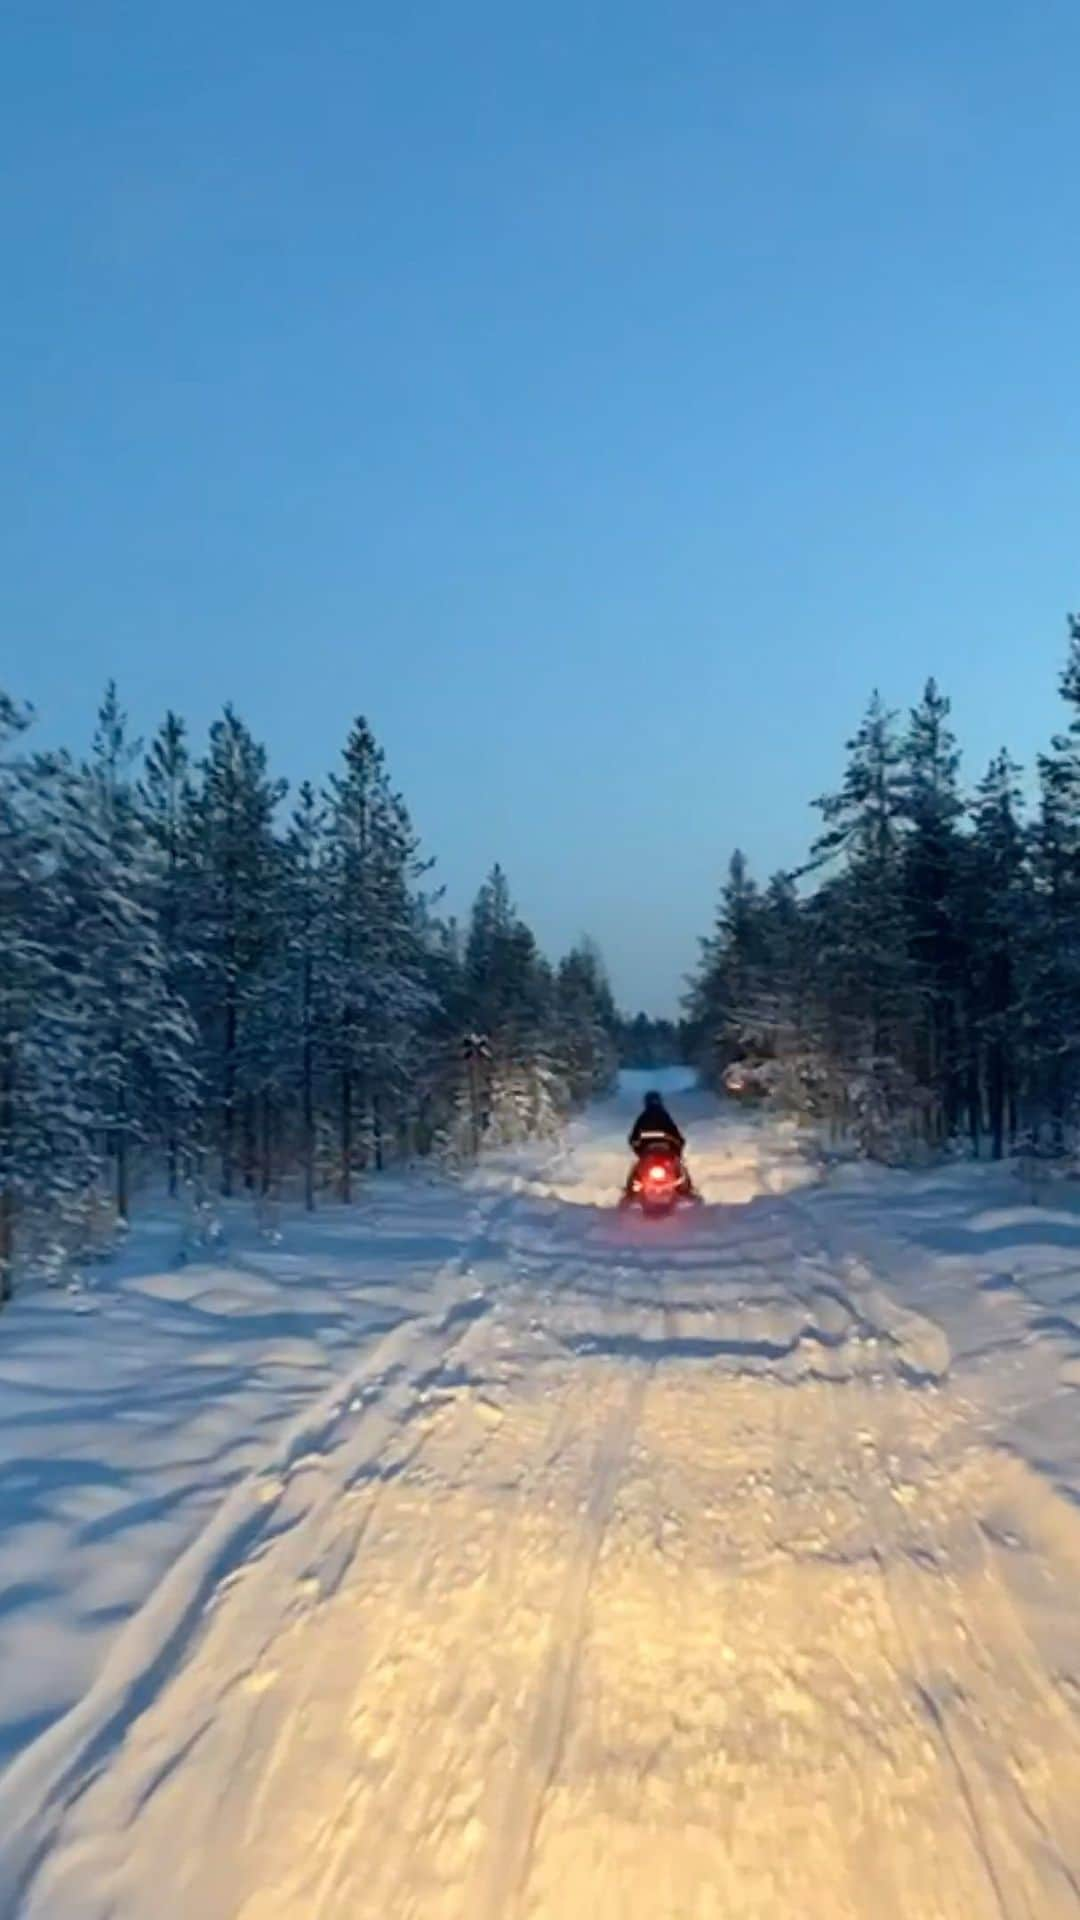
[644,1089,664,1109]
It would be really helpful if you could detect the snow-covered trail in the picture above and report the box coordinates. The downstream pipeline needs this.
[9,1082,1080,1918]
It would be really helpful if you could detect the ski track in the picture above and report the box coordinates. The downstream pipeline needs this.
[8,1086,1080,1918]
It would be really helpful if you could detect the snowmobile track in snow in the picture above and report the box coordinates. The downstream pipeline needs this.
[0,1186,521,1920]
[475,1368,649,1920]
[9,1094,1080,1919]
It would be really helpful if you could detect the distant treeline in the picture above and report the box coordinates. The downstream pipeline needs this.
[616,1013,689,1070]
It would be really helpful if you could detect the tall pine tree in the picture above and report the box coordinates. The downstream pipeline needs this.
[191,707,286,1196]
[325,719,434,1196]
[899,680,966,1139]
[969,751,1027,1157]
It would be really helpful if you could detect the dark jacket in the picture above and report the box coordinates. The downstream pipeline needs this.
[629,1102,685,1154]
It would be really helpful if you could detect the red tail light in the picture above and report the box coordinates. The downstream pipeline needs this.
[648,1164,670,1183]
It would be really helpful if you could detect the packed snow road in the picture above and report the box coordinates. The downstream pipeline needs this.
[6,1076,1080,1918]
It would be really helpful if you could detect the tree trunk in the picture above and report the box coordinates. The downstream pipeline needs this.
[114,1060,130,1221]
[303,1085,314,1207]
[0,1047,15,1301]
[340,892,356,1201]
[164,839,180,1199]
[242,1092,257,1192]
[467,1055,482,1158]
[115,1132,129,1221]
[966,1054,981,1157]
[944,1012,965,1142]
[1050,1053,1066,1152]
[988,1037,1005,1161]
[302,951,315,1211]
[222,982,237,1198]
[259,1093,273,1196]
[0,1187,13,1304]
[355,1070,371,1174]
[340,1066,353,1203]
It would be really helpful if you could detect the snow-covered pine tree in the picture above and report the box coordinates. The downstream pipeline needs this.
[778,877,853,1128]
[189,707,287,1197]
[899,680,966,1141]
[139,712,197,939]
[138,711,202,1193]
[809,693,916,1142]
[24,686,198,1227]
[0,692,39,1291]
[968,750,1028,1158]
[464,866,564,1143]
[1041,618,1080,1135]
[72,686,199,1218]
[325,718,435,1197]
[554,940,619,1105]
[758,873,804,1036]
[745,871,829,1110]
[1019,621,1080,1145]
[0,697,101,1291]
[394,894,465,1164]
[464,865,517,1036]
[242,831,299,1204]
[410,917,477,1163]
[283,780,331,1209]
[1029,769,1080,1147]
[685,850,768,1085]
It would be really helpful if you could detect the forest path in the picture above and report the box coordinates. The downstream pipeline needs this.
[12,1080,1080,1919]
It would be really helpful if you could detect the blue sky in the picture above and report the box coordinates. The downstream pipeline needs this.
[4,0,1079,1012]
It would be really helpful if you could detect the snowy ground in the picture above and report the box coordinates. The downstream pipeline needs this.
[4,1074,1080,1917]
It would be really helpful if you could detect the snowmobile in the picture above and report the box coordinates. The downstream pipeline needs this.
[621,1143,698,1217]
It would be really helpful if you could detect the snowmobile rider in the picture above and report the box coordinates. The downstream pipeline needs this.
[629,1089,686,1156]
[624,1089,694,1202]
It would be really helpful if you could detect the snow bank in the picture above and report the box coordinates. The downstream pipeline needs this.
[810,1153,1080,1502]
